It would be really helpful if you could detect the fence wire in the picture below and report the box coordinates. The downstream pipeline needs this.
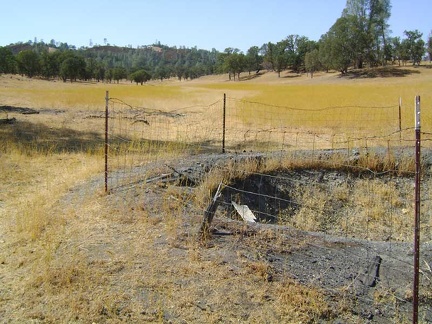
[224,97,405,152]
[106,94,425,191]
[210,156,430,321]
[105,94,432,321]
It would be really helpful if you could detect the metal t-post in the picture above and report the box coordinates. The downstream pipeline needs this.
[222,93,226,153]
[105,91,109,194]
[413,95,421,324]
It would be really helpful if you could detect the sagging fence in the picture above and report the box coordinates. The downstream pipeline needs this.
[104,91,432,192]
[103,91,432,322]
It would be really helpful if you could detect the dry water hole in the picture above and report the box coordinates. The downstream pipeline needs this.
[104,150,432,322]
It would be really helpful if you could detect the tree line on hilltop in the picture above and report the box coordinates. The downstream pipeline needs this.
[1,0,431,83]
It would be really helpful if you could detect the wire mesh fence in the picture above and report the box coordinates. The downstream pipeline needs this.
[106,93,432,191]
[106,96,224,190]
[225,97,401,152]
[218,168,431,322]
[105,92,432,321]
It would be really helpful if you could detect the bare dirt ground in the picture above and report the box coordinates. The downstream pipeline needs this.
[2,151,430,323]
[1,67,432,322]
[115,151,432,323]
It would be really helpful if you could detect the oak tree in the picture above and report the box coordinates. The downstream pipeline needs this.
[16,50,40,77]
[403,30,425,65]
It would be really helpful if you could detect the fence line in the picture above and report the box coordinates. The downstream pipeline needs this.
[104,93,432,320]
[105,93,428,192]
[109,174,430,321]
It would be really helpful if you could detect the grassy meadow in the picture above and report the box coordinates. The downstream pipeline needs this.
[199,67,432,134]
[1,65,432,322]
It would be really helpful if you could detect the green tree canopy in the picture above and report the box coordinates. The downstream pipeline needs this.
[217,48,244,80]
[427,33,432,62]
[245,46,263,74]
[153,65,170,81]
[287,35,317,73]
[130,69,151,85]
[16,50,40,77]
[40,50,61,79]
[305,49,321,78]
[403,30,426,65]
[0,47,16,74]
[264,41,290,77]
[59,53,86,82]
[342,0,392,67]
[389,36,404,65]
[111,67,127,83]
[174,62,186,81]
[226,52,246,80]
[319,17,354,74]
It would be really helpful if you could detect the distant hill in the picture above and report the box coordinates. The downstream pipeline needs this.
[3,40,221,82]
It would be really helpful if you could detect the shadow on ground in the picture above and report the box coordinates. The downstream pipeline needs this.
[340,66,421,79]
[281,73,302,79]
[0,118,223,155]
[239,72,265,81]
[0,106,41,115]
[0,119,104,154]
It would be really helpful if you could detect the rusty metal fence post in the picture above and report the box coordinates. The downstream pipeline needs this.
[399,97,402,143]
[105,91,109,194]
[222,93,226,153]
[413,95,421,324]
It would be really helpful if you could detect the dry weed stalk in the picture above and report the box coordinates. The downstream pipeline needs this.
[196,150,423,241]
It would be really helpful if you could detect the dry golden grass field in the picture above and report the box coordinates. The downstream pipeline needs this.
[1,66,432,323]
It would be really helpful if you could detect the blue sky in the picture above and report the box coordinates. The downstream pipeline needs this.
[1,0,430,52]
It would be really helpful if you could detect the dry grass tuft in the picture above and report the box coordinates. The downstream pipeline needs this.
[195,150,424,241]
[273,279,332,322]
